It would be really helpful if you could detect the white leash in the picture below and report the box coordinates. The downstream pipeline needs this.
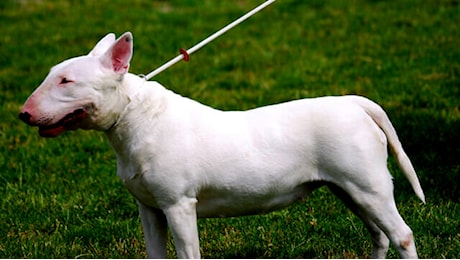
[143,0,276,81]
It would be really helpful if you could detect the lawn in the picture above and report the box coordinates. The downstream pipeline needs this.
[1,0,459,258]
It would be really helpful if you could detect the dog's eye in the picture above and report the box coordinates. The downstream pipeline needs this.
[59,78,73,85]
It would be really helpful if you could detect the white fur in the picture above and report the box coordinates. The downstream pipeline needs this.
[20,32,425,258]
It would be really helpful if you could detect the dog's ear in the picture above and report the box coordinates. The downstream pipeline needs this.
[88,33,116,57]
[100,32,133,74]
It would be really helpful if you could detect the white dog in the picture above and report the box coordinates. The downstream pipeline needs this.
[19,32,425,258]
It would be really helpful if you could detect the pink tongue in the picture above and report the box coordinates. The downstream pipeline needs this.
[39,125,65,138]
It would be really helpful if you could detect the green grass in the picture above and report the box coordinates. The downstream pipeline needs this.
[1,0,459,258]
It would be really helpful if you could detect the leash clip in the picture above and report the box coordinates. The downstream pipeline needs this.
[138,74,148,81]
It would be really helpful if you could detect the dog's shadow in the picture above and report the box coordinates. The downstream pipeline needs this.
[390,108,460,202]
[205,246,317,259]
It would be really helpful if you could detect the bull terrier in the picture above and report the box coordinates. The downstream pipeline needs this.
[19,32,425,258]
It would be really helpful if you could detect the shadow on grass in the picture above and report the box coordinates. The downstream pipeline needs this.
[220,250,317,259]
[390,109,460,203]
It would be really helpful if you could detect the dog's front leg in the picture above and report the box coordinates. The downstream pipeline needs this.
[138,202,168,258]
[164,197,200,259]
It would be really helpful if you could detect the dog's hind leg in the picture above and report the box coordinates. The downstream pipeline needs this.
[163,197,201,259]
[361,195,417,258]
[138,202,168,258]
[327,183,390,258]
[331,171,418,258]
[369,198,418,259]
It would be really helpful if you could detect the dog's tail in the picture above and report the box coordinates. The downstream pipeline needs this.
[351,96,426,203]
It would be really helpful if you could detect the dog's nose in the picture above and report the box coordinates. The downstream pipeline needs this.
[19,111,32,125]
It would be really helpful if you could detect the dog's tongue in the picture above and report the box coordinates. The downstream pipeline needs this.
[38,109,86,138]
[39,125,65,138]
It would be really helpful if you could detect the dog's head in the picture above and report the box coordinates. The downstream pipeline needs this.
[19,32,133,137]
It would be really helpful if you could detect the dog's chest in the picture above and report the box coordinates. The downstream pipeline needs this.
[121,171,166,208]
[120,164,319,217]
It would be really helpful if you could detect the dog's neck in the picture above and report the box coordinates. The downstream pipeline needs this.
[118,73,148,99]
[104,73,145,132]
[104,73,169,159]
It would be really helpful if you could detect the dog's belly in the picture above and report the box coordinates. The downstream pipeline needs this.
[195,182,324,218]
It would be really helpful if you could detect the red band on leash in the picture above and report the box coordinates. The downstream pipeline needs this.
[180,48,190,62]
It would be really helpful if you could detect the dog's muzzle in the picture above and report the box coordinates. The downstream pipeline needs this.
[19,109,87,137]
[18,111,33,126]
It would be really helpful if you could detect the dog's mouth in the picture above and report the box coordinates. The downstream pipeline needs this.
[39,109,87,137]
